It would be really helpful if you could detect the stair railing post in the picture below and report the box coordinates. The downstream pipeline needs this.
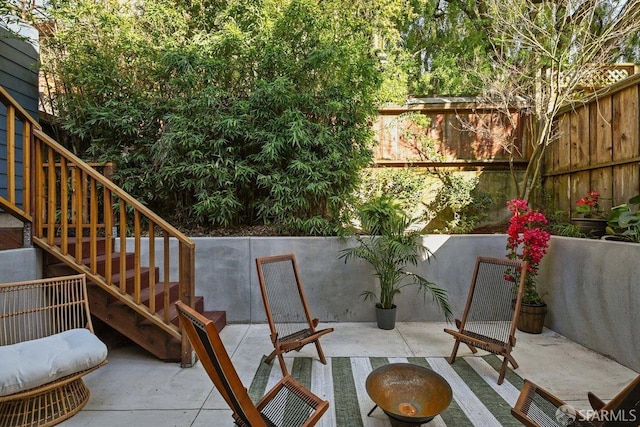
[179,241,196,367]
[29,126,37,243]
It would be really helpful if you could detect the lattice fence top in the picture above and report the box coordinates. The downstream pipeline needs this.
[552,64,637,90]
[580,66,634,88]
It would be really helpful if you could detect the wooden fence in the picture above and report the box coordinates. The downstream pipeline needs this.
[373,98,529,170]
[544,73,640,216]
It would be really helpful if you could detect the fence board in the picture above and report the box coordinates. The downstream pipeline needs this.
[613,86,638,162]
[590,98,614,204]
[557,115,571,170]
[592,97,613,164]
[572,171,590,205]
[616,164,639,203]
[570,107,590,169]
[558,176,570,212]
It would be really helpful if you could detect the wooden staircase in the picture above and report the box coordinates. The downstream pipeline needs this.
[44,237,225,362]
[0,85,226,366]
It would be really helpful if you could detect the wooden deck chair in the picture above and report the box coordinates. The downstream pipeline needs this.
[444,256,528,385]
[175,301,329,427]
[511,375,640,426]
[255,254,334,376]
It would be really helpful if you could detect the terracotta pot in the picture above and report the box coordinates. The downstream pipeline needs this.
[517,302,547,334]
[375,304,397,330]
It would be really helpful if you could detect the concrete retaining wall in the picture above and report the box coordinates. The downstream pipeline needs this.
[2,235,638,371]
[127,235,509,324]
[537,237,640,372]
[133,234,640,372]
[0,247,41,283]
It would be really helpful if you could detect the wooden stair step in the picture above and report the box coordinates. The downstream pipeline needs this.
[136,281,180,310]
[46,261,158,300]
[42,238,227,363]
[53,236,109,256]
[88,278,175,306]
[107,267,158,294]
[202,310,227,333]
[47,252,137,277]
[87,285,182,361]
[139,296,205,327]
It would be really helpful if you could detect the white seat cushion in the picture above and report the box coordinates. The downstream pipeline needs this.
[0,328,108,397]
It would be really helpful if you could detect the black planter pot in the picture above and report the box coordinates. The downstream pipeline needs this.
[570,218,608,238]
[375,304,397,330]
[601,234,632,242]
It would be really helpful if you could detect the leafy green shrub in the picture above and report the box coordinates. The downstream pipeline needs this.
[423,173,494,233]
[606,194,640,242]
[43,0,380,236]
[356,168,433,218]
[551,223,584,238]
[354,167,495,234]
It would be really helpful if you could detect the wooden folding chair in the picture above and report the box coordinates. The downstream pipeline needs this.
[444,256,528,385]
[512,375,640,426]
[256,253,334,376]
[176,301,329,427]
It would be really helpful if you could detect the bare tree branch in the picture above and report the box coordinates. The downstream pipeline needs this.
[467,0,640,200]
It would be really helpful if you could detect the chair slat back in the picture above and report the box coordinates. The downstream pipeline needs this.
[458,257,527,347]
[256,254,314,339]
[0,274,92,345]
[175,302,266,427]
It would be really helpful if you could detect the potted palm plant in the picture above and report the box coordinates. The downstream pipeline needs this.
[339,196,452,330]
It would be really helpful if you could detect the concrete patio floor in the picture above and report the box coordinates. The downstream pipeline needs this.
[60,322,638,427]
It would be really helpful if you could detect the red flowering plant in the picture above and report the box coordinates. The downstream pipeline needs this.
[505,199,551,305]
[574,191,607,218]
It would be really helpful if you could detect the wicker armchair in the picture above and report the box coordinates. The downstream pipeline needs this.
[0,274,108,427]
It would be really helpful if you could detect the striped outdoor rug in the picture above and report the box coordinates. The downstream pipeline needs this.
[248,355,525,427]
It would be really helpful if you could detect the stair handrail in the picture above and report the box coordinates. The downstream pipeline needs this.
[0,85,39,222]
[33,129,194,248]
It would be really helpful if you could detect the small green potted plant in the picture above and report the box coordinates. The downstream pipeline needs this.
[339,196,452,330]
[505,199,551,333]
[605,194,640,242]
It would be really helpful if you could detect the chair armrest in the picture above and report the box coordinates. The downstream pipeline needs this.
[256,375,329,426]
[279,328,334,352]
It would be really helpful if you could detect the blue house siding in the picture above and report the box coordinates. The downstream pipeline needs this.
[0,24,39,209]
